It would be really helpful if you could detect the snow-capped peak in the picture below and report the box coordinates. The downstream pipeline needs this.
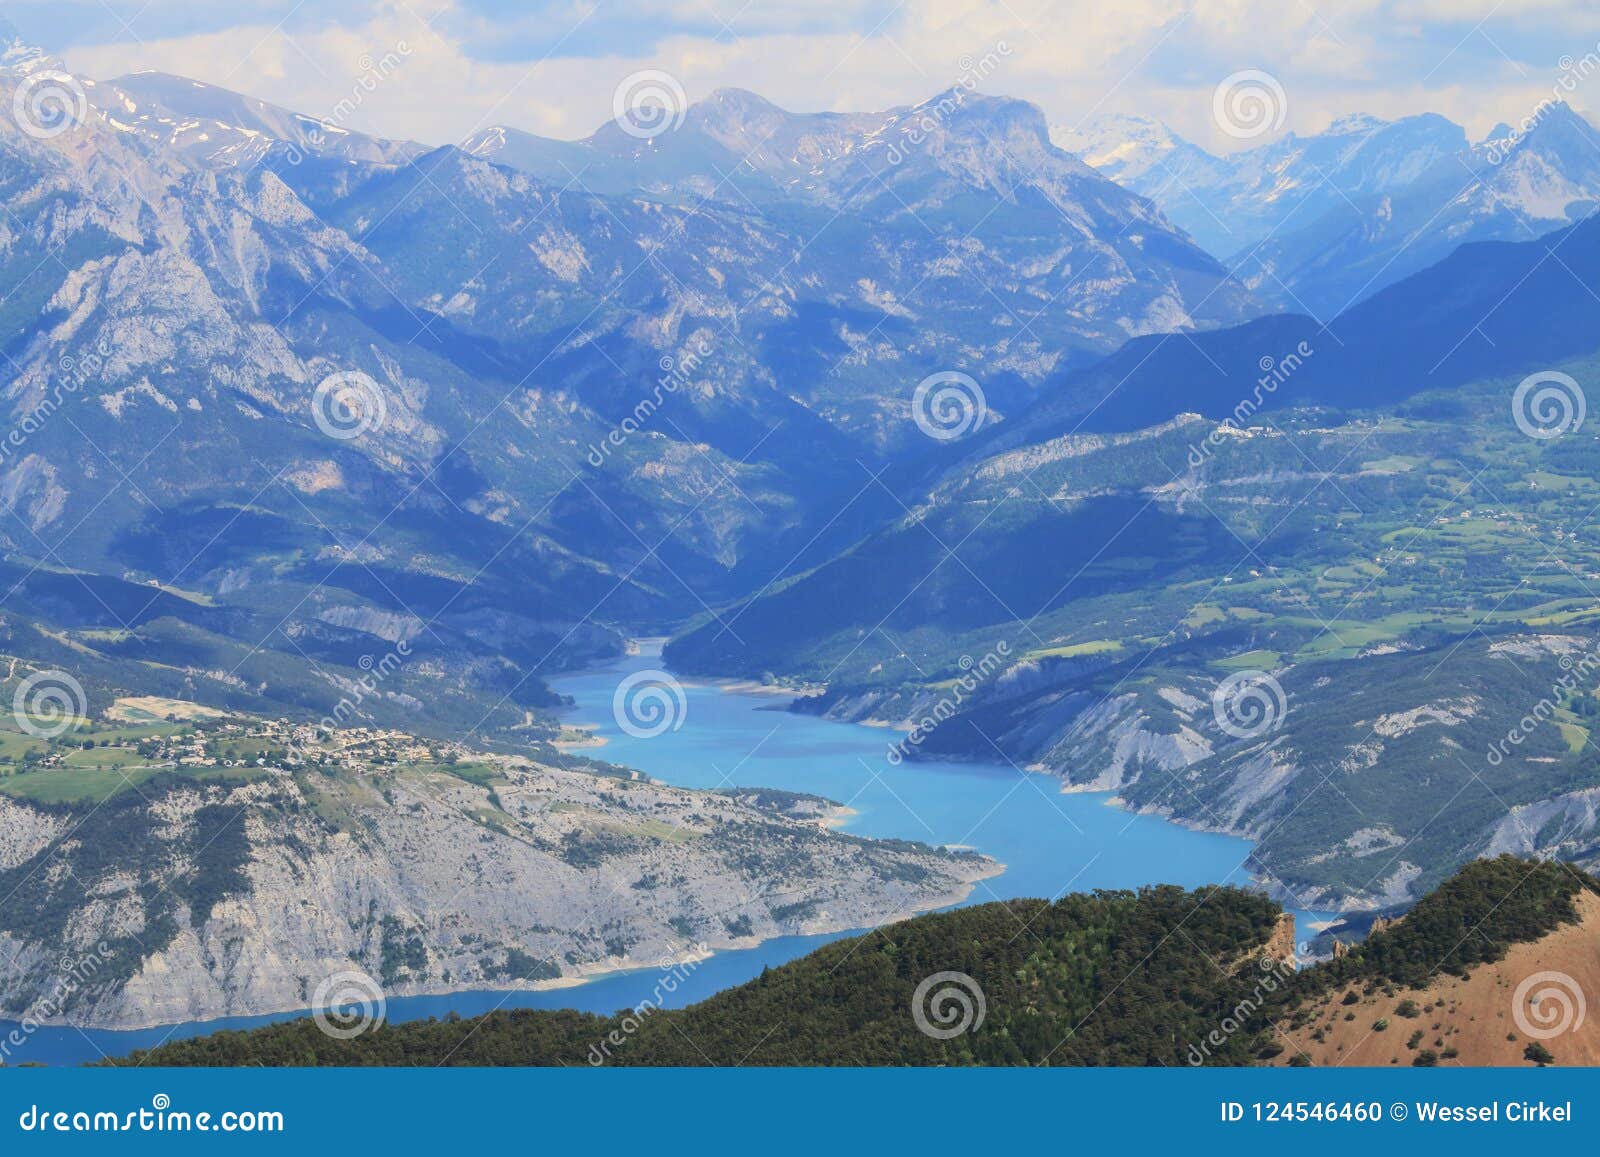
[1325,112,1388,136]
[0,16,64,76]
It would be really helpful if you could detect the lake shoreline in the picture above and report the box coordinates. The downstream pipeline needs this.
[15,647,1283,1061]
[21,848,1003,1036]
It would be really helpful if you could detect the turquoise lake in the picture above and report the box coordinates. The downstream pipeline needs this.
[8,647,1323,1065]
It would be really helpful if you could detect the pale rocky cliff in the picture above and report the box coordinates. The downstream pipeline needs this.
[0,758,996,1029]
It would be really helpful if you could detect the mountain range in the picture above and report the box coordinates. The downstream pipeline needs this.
[1055,110,1468,256]
[5,19,1600,947]
[0,36,1265,741]
[1058,104,1600,318]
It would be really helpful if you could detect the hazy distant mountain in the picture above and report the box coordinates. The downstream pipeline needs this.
[457,86,1261,378]
[1062,105,1600,318]
[97,72,426,168]
[1051,112,1231,233]
[468,85,1240,234]
[467,86,1192,215]
[461,88,1267,444]
[1233,103,1600,318]
[1003,207,1600,440]
[1055,111,1466,257]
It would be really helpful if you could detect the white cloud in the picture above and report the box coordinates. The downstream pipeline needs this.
[54,0,1600,150]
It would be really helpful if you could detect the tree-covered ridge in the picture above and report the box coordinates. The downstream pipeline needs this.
[108,884,1289,1066]
[111,856,1594,1068]
[1294,855,1598,995]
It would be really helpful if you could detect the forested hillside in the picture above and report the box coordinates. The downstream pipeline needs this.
[111,857,1597,1067]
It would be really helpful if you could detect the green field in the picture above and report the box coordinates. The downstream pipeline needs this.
[1017,638,1126,661]
[0,765,269,805]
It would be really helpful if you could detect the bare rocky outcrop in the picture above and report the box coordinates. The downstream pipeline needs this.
[0,795,62,869]
[1485,787,1600,861]
[0,759,996,1029]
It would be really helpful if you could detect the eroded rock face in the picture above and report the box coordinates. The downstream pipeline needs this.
[0,760,996,1029]
[0,795,61,868]
[1486,787,1600,860]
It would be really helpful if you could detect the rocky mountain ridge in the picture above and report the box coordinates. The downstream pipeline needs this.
[0,35,1260,717]
[0,744,994,1029]
[1060,104,1600,317]
[1055,110,1468,257]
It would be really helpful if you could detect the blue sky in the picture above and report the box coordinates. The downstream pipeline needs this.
[16,1,1600,148]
